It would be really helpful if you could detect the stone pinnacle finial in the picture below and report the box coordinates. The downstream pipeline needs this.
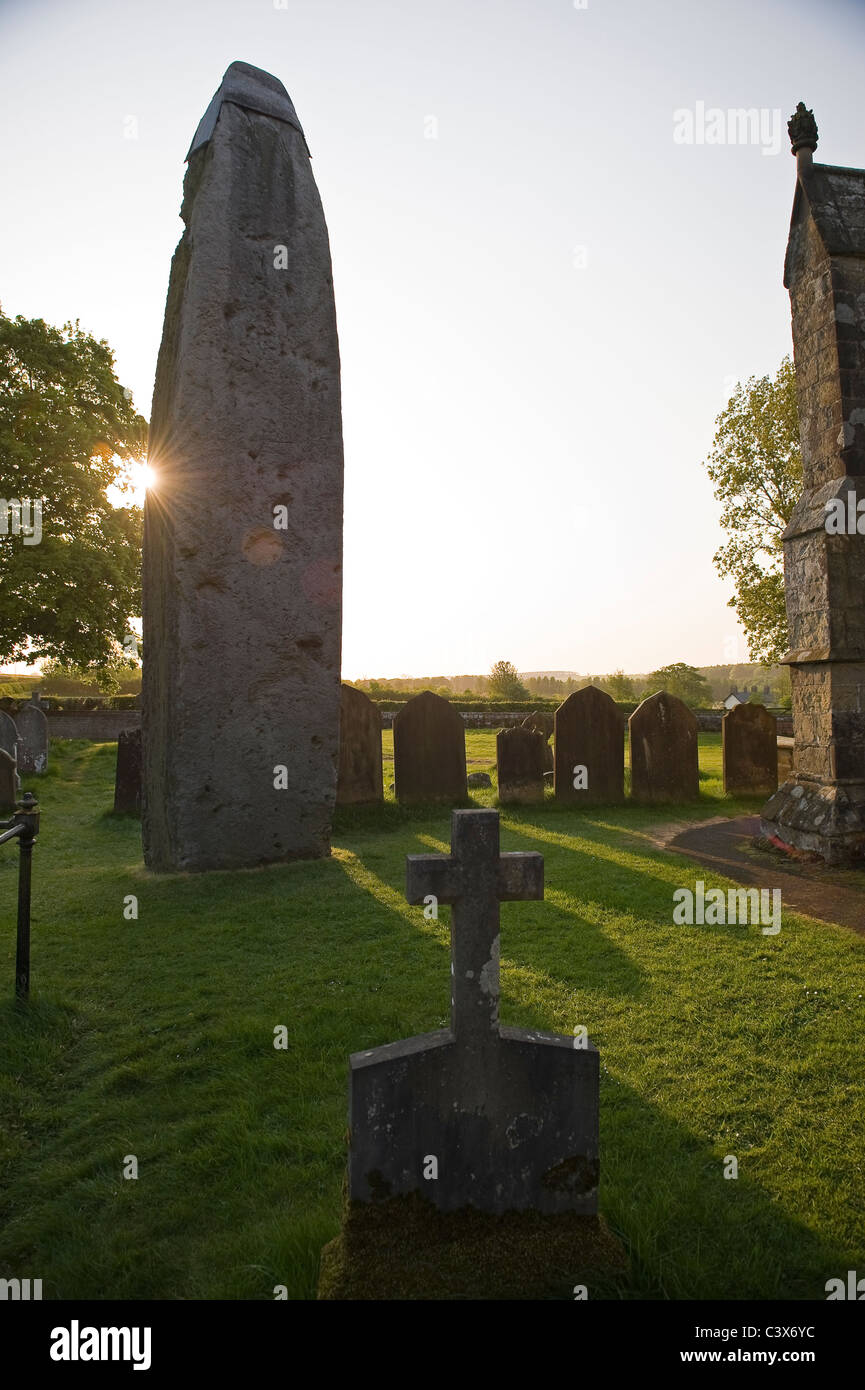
[788,102,818,156]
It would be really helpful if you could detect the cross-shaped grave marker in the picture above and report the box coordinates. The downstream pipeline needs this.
[348,809,599,1214]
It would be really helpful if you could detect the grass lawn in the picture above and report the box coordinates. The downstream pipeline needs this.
[0,734,863,1300]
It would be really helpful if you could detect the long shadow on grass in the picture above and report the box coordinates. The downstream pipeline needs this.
[599,1067,858,1300]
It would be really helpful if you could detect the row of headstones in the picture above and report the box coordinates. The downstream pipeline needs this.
[0,699,49,810]
[113,683,779,815]
[338,684,779,805]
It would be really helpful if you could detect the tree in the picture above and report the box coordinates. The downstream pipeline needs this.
[704,357,802,664]
[605,670,636,701]
[0,311,147,671]
[645,662,711,707]
[488,659,529,701]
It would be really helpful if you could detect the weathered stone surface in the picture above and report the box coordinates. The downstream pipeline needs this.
[0,749,17,811]
[0,711,19,762]
[142,62,343,871]
[554,687,624,804]
[762,117,865,862]
[337,684,382,806]
[348,810,599,1215]
[496,726,545,804]
[16,702,48,775]
[722,703,778,796]
[629,692,698,803]
[467,771,492,788]
[113,728,143,816]
[392,692,466,805]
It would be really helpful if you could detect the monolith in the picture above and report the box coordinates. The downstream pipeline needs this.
[142,62,343,871]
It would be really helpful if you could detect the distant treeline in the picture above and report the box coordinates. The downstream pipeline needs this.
[349,664,791,708]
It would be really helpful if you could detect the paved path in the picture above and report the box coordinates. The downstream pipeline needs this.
[647,815,865,935]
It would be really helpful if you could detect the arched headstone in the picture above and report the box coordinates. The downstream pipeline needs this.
[554,686,624,804]
[496,726,545,804]
[723,703,777,796]
[0,710,19,762]
[337,685,383,805]
[0,749,18,811]
[629,691,698,803]
[393,691,466,804]
[16,702,48,775]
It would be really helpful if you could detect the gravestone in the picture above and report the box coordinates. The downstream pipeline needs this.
[761,106,865,862]
[337,684,382,805]
[114,728,143,816]
[0,710,19,762]
[319,808,626,1298]
[723,703,777,796]
[496,726,545,804]
[393,691,466,804]
[554,686,624,804]
[16,701,48,775]
[142,61,343,871]
[347,809,597,1212]
[521,711,554,772]
[629,691,698,803]
[0,749,17,811]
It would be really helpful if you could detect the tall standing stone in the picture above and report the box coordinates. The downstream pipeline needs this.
[629,691,699,803]
[496,726,545,804]
[142,62,343,871]
[723,703,777,796]
[16,701,48,775]
[0,711,19,763]
[114,727,143,816]
[337,685,382,806]
[762,106,865,862]
[393,691,466,805]
[554,687,624,804]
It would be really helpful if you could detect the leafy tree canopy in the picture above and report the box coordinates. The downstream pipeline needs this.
[645,661,711,707]
[0,310,147,671]
[704,357,802,664]
[488,659,529,701]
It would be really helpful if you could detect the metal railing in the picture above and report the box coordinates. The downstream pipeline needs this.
[0,793,40,999]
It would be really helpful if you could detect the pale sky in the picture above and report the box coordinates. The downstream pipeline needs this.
[1,0,863,679]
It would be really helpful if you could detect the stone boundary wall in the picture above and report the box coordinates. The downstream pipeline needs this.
[39,707,793,742]
[47,711,142,740]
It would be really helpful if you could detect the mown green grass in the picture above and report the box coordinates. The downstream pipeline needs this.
[0,736,863,1300]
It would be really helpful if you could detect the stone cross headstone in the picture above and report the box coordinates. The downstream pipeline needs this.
[348,809,599,1214]
[142,61,343,871]
[629,691,698,803]
[496,726,545,804]
[114,727,143,816]
[392,691,467,805]
[337,684,383,805]
[723,702,777,796]
[0,710,19,763]
[554,686,624,804]
[0,749,18,811]
[16,701,48,775]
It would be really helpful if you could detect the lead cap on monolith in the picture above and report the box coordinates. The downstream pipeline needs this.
[186,60,309,158]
